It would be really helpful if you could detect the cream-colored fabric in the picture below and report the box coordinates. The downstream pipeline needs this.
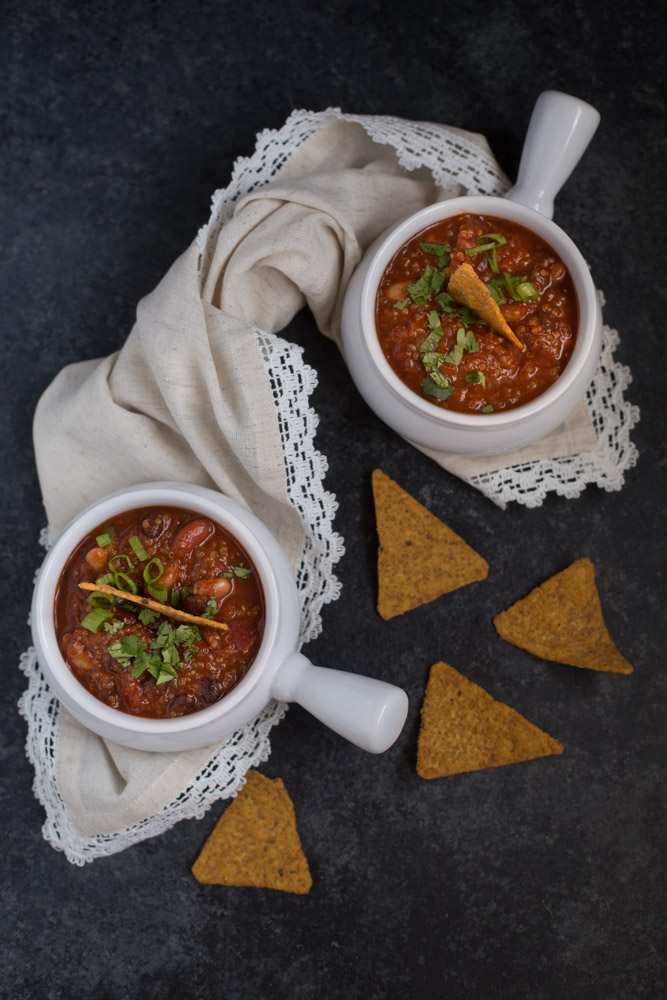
[425,398,598,478]
[30,112,595,847]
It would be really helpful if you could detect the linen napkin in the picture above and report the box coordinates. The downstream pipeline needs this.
[26,110,636,862]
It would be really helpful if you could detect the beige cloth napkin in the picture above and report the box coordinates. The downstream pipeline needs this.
[32,115,595,840]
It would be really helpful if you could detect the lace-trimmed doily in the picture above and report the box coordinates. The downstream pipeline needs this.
[19,109,638,865]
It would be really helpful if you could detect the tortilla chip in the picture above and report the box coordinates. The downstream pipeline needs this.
[448,262,524,350]
[191,771,312,893]
[493,558,633,674]
[417,662,563,778]
[372,469,488,620]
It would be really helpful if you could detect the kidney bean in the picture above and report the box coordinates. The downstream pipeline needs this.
[200,678,224,704]
[192,578,232,601]
[141,513,172,540]
[166,693,198,716]
[171,517,215,556]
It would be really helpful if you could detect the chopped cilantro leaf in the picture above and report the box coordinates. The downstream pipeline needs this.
[422,376,453,401]
[462,329,480,353]
[421,350,446,372]
[201,598,218,618]
[138,607,160,625]
[465,370,487,387]
[109,621,201,683]
[393,297,410,310]
[419,312,444,357]
[420,242,451,267]
[406,266,444,305]
[102,618,125,636]
[445,343,464,366]
[108,634,146,669]
[221,566,253,579]
[481,404,494,413]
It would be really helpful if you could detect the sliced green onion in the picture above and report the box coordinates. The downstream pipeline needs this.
[466,233,507,257]
[95,573,115,586]
[181,585,192,600]
[488,248,499,273]
[96,527,115,548]
[147,582,168,602]
[87,591,117,608]
[516,280,539,302]
[109,553,133,573]
[143,558,164,584]
[170,589,181,608]
[80,608,113,633]
[113,570,138,595]
[129,535,149,561]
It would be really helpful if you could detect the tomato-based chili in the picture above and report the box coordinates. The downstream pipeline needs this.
[375,214,577,413]
[55,507,264,718]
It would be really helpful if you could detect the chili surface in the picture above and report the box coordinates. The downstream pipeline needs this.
[55,506,264,718]
[375,213,578,413]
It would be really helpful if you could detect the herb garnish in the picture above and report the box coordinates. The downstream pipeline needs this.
[138,607,160,625]
[96,527,115,548]
[221,566,253,579]
[487,273,539,305]
[103,618,125,635]
[405,266,445,305]
[422,372,454,401]
[481,404,494,413]
[201,598,218,619]
[108,621,201,686]
[420,241,451,269]
[465,370,487,388]
[465,233,507,273]
[81,608,113,633]
[445,328,480,367]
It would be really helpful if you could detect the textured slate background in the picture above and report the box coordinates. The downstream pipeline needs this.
[2,2,665,998]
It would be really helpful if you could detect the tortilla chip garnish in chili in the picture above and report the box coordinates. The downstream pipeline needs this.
[191,770,312,894]
[372,469,488,620]
[493,558,633,674]
[447,262,525,350]
[417,662,563,779]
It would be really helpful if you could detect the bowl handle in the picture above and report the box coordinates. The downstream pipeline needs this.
[272,652,409,754]
[505,90,600,220]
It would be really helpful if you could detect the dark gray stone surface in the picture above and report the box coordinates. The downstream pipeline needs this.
[2,2,665,998]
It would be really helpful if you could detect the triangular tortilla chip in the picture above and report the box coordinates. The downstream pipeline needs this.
[448,262,524,350]
[372,469,488,619]
[192,771,312,893]
[417,662,563,778]
[493,558,633,674]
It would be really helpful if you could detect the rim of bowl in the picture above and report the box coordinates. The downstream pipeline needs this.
[361,195,598,427]
[32,482,282,735]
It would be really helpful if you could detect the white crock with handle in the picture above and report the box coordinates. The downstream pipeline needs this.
[31,483,409,753]
[340,91,602,455]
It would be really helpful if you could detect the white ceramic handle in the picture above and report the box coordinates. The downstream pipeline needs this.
[272,653,409,754]
[505,90,600,219]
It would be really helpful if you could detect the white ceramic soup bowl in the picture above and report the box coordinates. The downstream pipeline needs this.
[31,482,408,753]
[341,91,602,455]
